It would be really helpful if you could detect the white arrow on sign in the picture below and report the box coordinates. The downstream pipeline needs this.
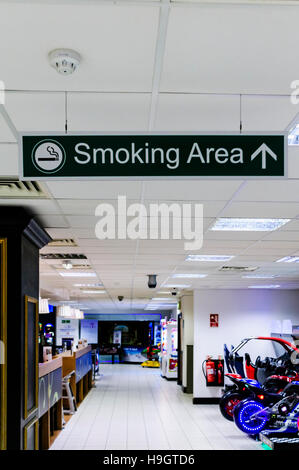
[250,143,277,170]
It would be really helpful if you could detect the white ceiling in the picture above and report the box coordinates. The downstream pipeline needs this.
[161,4,299,94]
[0,0,299,313]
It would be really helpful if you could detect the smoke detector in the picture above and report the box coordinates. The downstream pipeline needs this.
[49,49,81,75]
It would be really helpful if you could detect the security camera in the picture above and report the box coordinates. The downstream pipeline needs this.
[118,296,124,302]
[171,288,178,296]
[148,274,157,289]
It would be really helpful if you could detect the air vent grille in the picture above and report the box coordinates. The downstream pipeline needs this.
[48,239,77,247]
[219,266,258,272]
[0,179,47,198]
[41,253,87,260]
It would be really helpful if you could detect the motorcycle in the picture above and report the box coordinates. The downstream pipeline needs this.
[220,372,296,421]
[220,336,299,421]
[233,381,299,435]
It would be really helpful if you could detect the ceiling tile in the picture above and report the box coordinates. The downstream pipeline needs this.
[143,180,243,200]
[45,181,143,199]
[242,95,299,131]
[57,198,141,215]
[161,5,299,94]
[143,199,226,217]
[36,215,69,228]
[0,3,159,91]
[263,231,299,242]
[0,199,59,215]
[220,201,299,218]
[5,91,65,131]
[155,94,240,131]
[68,93,151,131]
[235,180,299,202]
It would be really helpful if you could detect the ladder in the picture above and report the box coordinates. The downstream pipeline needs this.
[62,371,77,415]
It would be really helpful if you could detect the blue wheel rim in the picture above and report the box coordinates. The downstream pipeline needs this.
[237,401,268,434]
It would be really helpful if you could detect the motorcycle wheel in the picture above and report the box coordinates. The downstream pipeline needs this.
[233,399,268,435]
[219,392,243,421]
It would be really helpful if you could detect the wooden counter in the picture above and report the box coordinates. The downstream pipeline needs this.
[75,344,92,359]
[39,356,62,378]
[61,345,93,409]
[38,346,93,449]
[38,357,63,450]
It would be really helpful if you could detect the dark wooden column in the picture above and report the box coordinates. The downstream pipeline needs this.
[0,207,51,450]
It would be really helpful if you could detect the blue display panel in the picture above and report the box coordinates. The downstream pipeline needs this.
[75,351,92,383]
[38,367,62,418]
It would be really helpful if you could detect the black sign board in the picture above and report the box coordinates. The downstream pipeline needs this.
[20,133,286,179]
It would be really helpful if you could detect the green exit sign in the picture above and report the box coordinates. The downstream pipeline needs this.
[20,133,287,179]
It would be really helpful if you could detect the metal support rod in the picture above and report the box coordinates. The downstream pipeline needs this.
[0,104,19,142]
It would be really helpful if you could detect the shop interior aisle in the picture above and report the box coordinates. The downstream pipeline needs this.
[50,364,260,451]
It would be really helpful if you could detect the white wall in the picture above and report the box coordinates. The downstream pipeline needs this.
[193,289,299,399]
[56,317,79,347]
[181,293,194,388]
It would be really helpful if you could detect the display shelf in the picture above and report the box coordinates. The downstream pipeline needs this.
[260,431,299,450]
[38,357,63,450]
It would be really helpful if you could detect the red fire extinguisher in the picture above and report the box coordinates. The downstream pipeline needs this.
[206,356,216,384]
[217,356,223,385]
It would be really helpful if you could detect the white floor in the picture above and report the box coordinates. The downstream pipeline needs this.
[50,364,262,450]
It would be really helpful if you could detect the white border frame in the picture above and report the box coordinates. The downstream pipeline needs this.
[19,131,288,181]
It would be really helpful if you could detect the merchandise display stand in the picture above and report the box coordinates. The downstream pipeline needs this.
[260,431,299,450]
[161,320,178,380]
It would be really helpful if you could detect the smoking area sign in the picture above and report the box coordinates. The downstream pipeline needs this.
[20,133,286,179]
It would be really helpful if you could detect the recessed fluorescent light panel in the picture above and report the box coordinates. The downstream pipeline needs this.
[210,218,290,232]
[186,255,234,262]
[249,285,280,289]
[276,256,299,263]
[172,274,207,279]
[81,290,106,294]
[152,297,176,301]
[150,304,176,308]
[74,283,103,287]
[59,272,97,277]
[243,274,278,279]
[288,124,299,145]
[164,284,191,289]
